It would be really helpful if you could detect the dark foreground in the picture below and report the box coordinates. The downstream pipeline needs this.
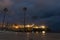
[0,31,60,40]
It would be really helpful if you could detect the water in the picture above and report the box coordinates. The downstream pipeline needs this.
[0,31,60,40]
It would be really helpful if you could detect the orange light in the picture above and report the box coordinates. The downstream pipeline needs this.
[15,26,19,29]
[12,25,19,29]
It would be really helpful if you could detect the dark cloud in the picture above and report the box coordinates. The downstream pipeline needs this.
[0,0,60,31]
[0,0,13,7]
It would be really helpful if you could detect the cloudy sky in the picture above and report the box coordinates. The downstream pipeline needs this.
[0,0,60,31]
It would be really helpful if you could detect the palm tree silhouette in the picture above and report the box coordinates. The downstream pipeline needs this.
[2,8,8,30]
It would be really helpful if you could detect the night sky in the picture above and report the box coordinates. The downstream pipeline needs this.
[0,0,60,32]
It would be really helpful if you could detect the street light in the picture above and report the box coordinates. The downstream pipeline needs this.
[2,8,8,30]
[23,7,27,29]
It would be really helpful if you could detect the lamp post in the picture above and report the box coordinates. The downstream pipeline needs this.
[23,7,27,30]
[2,8,8,30]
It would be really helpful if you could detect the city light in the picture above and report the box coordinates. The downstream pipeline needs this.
[0,24,48,32]
[18,25,24,28]
[12,25,19,29]
[15,26,19,29]
[26,25,30,28]
[25,24,33,28]
[33,26,39,29]
[41,25,46,29]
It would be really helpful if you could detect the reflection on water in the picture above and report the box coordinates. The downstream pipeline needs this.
[35,31,39,34]
[0,32,60,40]
[42,31,46,34]
[42,31,46,36]
[27,32,30,35]
[26,31,46,40]
[26,32,30,40]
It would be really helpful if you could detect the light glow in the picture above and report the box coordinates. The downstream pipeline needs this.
[15,26,19,29]
[26,25,30,28]
[12,25,19,29]
[25,24,33,28]
[41,26,46,29]
[33,26,39,29]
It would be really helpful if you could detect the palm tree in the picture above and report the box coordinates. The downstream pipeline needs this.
[23,7,27,30]
[2,8,8,30]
